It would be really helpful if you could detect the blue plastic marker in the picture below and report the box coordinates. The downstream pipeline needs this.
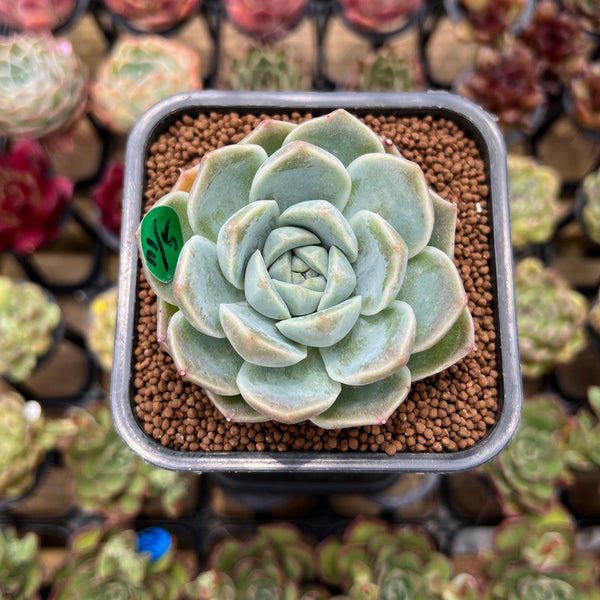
[137,527,172,562]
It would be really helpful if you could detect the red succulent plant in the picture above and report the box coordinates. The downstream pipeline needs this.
[339,0,424,35]
[91,162,124,236]
[570,62,600,132]
[103,0,201,33]
[0,0,76,31]
[0,139,73,254]
[223,0,308,42]
[459,0,526,44]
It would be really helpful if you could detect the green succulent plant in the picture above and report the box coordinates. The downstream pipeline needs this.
[64,403,190,518]
[0,277,62,382]
[223,45,311,91]
[483,506,600,600]
[515,258,588,378]
[581,168,600,244]
[87,286,118,371]
[507,154,561,248]
[344,48,423,92]
[564,386,600,471]
[50,526,189,600]
[186,523,329,599]
[138,109,474,428]
[90,35,202,134]
[481,395,572,515]
[0,391,69,502]
[318,517,480,599]
[0,528,43,600]
[0,34,87,139]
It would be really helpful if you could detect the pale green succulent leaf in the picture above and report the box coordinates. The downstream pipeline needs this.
[311,366,411,429]
[279,201,358,262]
[283,108,385,167]
[244,249,291,320]
[269,252,293,283]
[167,311,243,395]
[188,144,268,241]
[321,300,416,385]
[262,226,320,266]
[318,246,357,310]
[408,307,475,381]
[237,348,341,423]
[240,119,297,156]
[249,140,351,212]
[301,276,327,292]
[156,299,178,351]
[350,210,408,316]
[276,297,362,347]
[273,280,323,316]
[137,191,193,305]
[217,200,280,289]
[293,245,329,277]
[344,154,434,258]
[219,302,307,367]
[428,190,458,257]
[397,247,468,352]
[291,256,309,272]
[173,236,244,338]
[205,390,270,423]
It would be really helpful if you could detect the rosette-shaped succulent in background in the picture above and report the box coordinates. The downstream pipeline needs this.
[0,277,62,382]
[87,286,118,371]
[515,258,588,377]
[138,109,475,428]
[483,506,600,600]
[90,36,202,135]
[91,161,124,237]
[0,0,76,31]
[563,0,600,34]
[186,524,329,599]
[0,138,73,254]
[589,292,600,335]
[580,168,600,243]
[0,528,43,600]
[338,0,424,35]
[103,0,201,32]
[51,526,189,600]
[481,395,571,515]
[507,154,561,248]
[222,45,311,91]
[564,386,600,472]
[318,517,480,599]
[223,0,308,42]
[0,34,87,139]
[453,0,527,44]
[64,403,190,518]
[457,44,545,133]
[569,62,600,132]
[344,47,424,92]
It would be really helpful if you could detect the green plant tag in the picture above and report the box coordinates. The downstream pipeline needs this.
[140,206,184,283]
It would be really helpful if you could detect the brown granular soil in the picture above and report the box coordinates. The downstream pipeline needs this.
[133,110,498,455]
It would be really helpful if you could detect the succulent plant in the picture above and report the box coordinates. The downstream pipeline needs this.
[222,44,311,91]
[0,34,87,139]
[563,0,600,33]
[589,295,600,335]
[0,0,76,31]
[64,403,190,518]
[186,523,329,599]
[457,43,545,133]
[90,36,202,135]
[343,47,424,92]
[581,168,600,243]
[0,527,43,600]
[104,0,201,32]
[564,386,600,471]
[138,109,475,428]
[92,161,124,237]
[50,526,189,600]
[483,506,600,599]
[87,286,118,371]
[318,517,480,599]
[338,0,424,35]
[507,154,561,248]
[0,138,73,254]
[454,0,526,44]
[515,258,588,378]
[481,395,572,515]
[570,62,600,132]
[0,277,62,382]
[0,391,67,501]
[519,1,587,94]
[223,0,308,42]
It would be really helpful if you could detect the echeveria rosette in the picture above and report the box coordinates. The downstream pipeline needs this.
[138,109,475,429]
[0,528,43,600]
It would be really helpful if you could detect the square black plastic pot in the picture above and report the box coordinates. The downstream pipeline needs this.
[111,91,522,473]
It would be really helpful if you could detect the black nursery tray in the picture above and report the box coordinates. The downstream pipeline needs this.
[111,91,521,473]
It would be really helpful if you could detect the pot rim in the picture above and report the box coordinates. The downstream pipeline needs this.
[111,90,522,473]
